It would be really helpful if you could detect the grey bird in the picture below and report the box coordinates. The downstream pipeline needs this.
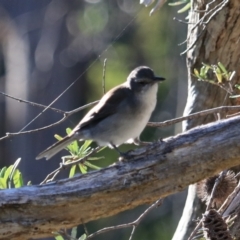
[36,66,165,160]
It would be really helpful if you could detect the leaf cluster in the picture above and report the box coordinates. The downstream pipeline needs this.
[0,158,30,189]
[55,128,103,178]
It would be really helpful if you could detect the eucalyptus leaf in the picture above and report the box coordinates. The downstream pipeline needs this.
[80,140,92,153]
[215,67,222,83]
[13,170,23,188]
[9,158,21,184]
[169,0,187,6]
[66,128,72,135]
[84,161,101,170]
[177,2,191,13]
[88,156,104,161]
[79,164,87,174]
[54,134,63,141]
[0,177,7,189]
[79,233,87,240]
[4,165,13,188]
[0,167,7,178]
[69,165,77,178]
[194,68,200,78]
[54,235,64,240]
[218,62,228,75]
[71,226,78,238]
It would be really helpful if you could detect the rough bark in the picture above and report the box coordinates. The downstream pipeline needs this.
[174,0,240,239]
[1,116,240,239]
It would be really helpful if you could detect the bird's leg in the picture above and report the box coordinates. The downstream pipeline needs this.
[109,143,130,160]
[133,137,151,146]
[110,143,125,155]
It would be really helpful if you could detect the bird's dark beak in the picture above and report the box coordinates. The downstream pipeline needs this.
[153,76,165,81]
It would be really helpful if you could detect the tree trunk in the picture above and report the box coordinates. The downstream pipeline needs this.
[173,0,240,239]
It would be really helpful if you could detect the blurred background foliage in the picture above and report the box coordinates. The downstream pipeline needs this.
[0,0,187,239]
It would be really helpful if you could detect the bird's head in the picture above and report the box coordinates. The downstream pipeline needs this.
[127,66,165,93]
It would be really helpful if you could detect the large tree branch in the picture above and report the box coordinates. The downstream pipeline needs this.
[1,116,240,240]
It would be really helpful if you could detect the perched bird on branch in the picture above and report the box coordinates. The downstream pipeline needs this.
[36,66,165,160]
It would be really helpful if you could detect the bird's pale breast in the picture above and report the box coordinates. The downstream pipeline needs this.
[89,84,158,146]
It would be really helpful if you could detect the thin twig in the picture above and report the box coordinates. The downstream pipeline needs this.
[147,105,240,128]
[102,59,107,95]
[218,181,240,214]
[180,25,205,55]
[206,171,227,211]
[0,91,65,114]
[6,117,66,136]
[173,17,191,25]
[63,146,102,167]
[40,146,102,185]
[0,90,98,134]
[86,198,163,240]
[202,0,229,25]
[40,166,62,185]
[0,101,99,141]
[1,104,240,141]
[65,100,99,116]
[180,0,229,55]
[187,219,203,240]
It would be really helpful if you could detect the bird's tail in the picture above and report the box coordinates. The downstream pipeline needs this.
[36,135,77,160]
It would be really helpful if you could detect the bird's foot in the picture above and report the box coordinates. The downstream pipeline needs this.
[109,143,133,161]
[118,151,133,162]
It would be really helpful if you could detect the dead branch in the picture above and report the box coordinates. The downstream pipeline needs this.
[0,116,240,239]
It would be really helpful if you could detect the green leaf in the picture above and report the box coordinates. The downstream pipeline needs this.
[169,0,187,6]
[79,233,87,240]
[200,66,207,78]
[215,66,222,83]
[66,128,72,135]
[201,65,210,79]
[64,128,79,154]
[54,235,64,240]
[81,147,91,155]
[96,146,106,153]
[193,68,200,78]
[0,177,7,189]
[54,134,63,141]
[9,158,21,184]
[235,84,240,90]
[229,71,236,81]
[218,62,228,75]
[66,140,79,155]
[4,165,13,188]
[177,2,191,13]
[79,140,92,154]
[84,161,101,170]
[13,170,24,188]
[69,165,77,178]
[79,164,87,174]
[71,226,78,238]
[202,62,212,68]
[0,167,7,178]
[88,156,104,161]
[208,80,218,85]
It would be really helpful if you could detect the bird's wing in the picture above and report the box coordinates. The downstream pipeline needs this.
[71,84,130,134]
